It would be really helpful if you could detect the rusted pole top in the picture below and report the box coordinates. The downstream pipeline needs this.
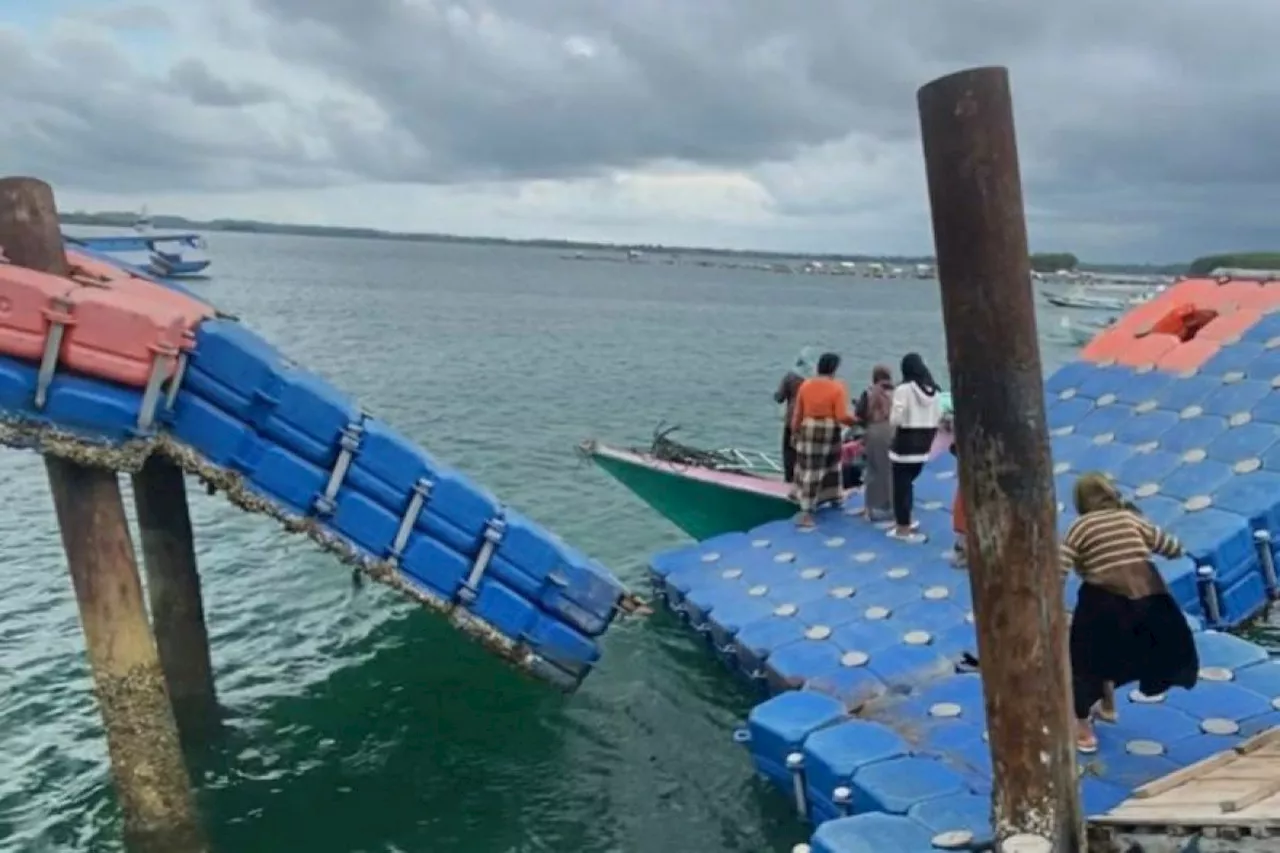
[0,177,71,274]
[917,68,1084,851]
[0,176,208,852]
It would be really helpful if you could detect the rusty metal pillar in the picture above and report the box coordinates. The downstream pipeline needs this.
[0,176,208,853]
[132,454,220,743]
[916,69,1085,851]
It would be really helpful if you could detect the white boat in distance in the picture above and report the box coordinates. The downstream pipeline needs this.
[1045,284,1162,312]
[1059,314,1117,346]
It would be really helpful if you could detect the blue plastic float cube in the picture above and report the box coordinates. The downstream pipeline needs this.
[745,691,847,787]
[183,319,362,468]
[850,756,969,815]
[803,720,908,820]
[809,813,936,853]
[0,355,145,442]
[907,792,993,849]
[1112,410,1179,448]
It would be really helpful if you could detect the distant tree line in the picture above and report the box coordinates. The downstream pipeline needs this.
[1029,252,1079,273]
[1187,253,1280,275]
[56,210,1206,276]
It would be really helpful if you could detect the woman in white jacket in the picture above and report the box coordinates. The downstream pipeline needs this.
[888,352,943,543]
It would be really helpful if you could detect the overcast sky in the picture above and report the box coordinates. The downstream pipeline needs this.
[2,1,1277,262]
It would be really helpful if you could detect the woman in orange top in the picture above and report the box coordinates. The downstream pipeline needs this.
[791,352,857,528]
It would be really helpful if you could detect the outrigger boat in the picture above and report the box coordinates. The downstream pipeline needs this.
[585,394,954,540]
[1059,313,1117,346]
[580,428,797,541]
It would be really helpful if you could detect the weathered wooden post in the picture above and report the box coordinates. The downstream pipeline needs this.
[0,176,208,853]
[916,69,1084,851]
[132,454,220,742]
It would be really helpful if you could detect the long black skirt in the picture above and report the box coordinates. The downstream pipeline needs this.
[1069,572,1199,720]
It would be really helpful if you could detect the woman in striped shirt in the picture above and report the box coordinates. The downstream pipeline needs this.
[1060,472,1200,753]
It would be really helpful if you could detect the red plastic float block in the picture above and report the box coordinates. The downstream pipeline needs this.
[1112,333,1179,368]
[61,287,197,388]
[1199,308,1264,344]
[65,248,213,323]
[1156,338,1221,375]
[0,264,78,363]
[1230,280,1280,314]
[1082,277,1269,375]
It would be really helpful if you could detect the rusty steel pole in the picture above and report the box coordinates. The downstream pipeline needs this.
[132,454,220,744]
[0,176,208,853]
[916,69,1084,851]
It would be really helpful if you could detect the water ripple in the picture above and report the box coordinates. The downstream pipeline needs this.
[0,235,1270,852]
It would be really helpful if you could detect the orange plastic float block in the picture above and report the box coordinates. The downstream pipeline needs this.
[1090,327,1177,366]
[60,287,197,388]
[1226,280,1280,313]
[64,249,214,323]
[1198,308,1264,344]
[64,250,132,286]
[1155,337,1221,374]
[1081,325,1146,364]
[0,264,78,363]
[1106,280,1218,339]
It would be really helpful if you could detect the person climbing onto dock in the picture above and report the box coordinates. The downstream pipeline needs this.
[774,347,815,486]
[853,364,895,522]
[887,352,942,543]
[791,352,856,529]
[1060,472,1200,754]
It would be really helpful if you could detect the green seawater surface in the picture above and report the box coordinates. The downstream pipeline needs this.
[0,234,1274,852]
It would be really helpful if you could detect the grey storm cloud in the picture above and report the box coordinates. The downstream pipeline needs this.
[244,0,1280,186]
[166,57,279,108]
[240,0,1280,256]
[0,23,345,194]
[5,0,1280,258]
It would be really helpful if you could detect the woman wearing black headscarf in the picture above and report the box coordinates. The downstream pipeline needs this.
[887,352,942,543]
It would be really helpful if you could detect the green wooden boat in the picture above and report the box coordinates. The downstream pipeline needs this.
[583,395,952,541]
[580,439,797,541]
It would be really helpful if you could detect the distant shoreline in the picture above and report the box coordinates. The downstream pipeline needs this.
[58,210,1189,276]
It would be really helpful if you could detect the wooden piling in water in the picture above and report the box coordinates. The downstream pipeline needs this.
[916,69,1085,851]
[132,454,220,743]
[0,176,207,853]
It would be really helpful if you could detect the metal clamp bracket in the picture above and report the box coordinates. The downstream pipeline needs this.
[136,347,178,431]
[163,350,191,412]
[388,477,433,565]
[457,517,506,605]
[34,298,74,410]
[313,421,364,516]
[1255,530,1279,598]
[1196,564,1222,626]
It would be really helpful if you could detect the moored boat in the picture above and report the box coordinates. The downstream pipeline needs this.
[1059,313,1117,346]
[581,437,798,541]
[1046,284,1160,312]
[586,395,955,541]
[63,214,212,278]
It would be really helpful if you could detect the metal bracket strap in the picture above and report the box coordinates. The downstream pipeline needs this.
[1255,530,1278,598]
[387,478,433,565]
[34,297,74,410]
[1197,565,1222,626]
[457,517,506,605]
[163,351,190,411]
[136,348,177,431]
[313,421,364,516]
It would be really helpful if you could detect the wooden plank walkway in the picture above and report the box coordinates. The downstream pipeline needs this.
[1088,727,1280,852]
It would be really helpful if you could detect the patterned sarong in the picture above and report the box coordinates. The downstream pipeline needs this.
[794,417,843,512]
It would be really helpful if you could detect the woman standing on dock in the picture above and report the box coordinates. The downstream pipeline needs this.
[1060,472,1200,753]
[854,364,895,522]
[790,352,856,528]
[887,353,943,543]
[774,347,814,485]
